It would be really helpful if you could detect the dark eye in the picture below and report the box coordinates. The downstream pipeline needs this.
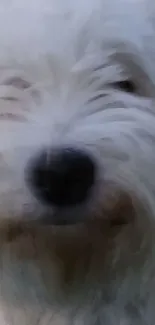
[114,80,136,93]
[5,77,30,89]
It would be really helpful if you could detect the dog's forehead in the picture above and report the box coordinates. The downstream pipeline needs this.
[0,0,153,95]
[0,0,151,67]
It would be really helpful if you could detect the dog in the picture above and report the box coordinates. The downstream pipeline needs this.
[0,0,155,323]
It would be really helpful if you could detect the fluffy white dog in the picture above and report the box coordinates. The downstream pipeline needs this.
[0,0,155,324]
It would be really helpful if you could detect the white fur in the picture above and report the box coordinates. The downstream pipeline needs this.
[0,0,154,324]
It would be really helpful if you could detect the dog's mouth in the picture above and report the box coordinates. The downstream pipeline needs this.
[39,214,81,226]
[34,190,135,228]
[37,205,90,226]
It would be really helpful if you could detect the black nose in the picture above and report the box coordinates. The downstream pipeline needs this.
[27,148,95,207]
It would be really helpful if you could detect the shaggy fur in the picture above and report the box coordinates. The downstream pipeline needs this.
[0,0,155,323]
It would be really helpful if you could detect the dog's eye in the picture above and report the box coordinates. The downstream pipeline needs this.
[5,77,30,89]
[114,80,136,93]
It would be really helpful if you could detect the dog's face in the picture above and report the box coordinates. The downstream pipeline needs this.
[0,0,155,226]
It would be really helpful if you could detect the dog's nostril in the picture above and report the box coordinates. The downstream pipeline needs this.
[27,148,95,207]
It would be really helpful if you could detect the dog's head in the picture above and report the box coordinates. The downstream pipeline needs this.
[0,0,155,228]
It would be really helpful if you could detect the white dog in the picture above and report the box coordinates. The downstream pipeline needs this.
[0,0,155,324]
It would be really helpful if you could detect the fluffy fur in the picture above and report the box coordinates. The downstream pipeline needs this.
[0,0,155,323]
